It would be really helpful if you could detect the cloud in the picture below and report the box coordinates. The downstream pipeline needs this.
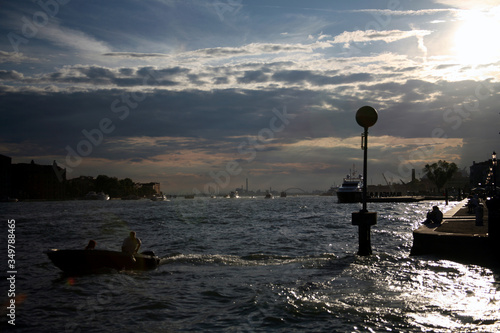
[331,29,433,47]
[26,65,184,87]
[0,70,23,80]
[5,50,406,92]
[237,70,269,84]
[0,51,37,63]
[433,0,500,10]
[184,42,320,60]
[103,52,170,58]
[37,23,111,54]
[272,70,372,86]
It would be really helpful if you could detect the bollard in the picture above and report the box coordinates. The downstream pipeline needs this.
[352,211,377,255]
[475,204,484,226]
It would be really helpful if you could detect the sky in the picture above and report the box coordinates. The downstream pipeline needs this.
[0,0,499,194]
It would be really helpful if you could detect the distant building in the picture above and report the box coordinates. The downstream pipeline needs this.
[0,154,12,199]
[10,159,66,200]
[470,160,499,188]
[1,154,165,200]
[136,182,161,195]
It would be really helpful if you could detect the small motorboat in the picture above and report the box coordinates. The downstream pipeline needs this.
[47,249,160,274]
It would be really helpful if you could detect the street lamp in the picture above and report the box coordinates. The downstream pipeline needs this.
[355,106,378,212]
[352,106,378,256]
[487,151,500,242]
[493,151,497,193]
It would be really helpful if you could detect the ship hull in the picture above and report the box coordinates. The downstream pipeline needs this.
[337,191,363,203]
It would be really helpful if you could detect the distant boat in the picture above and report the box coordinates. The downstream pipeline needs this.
[229,191,239,199]
[280,191,287,198]
[1,196,18,202]
[85,191,110,200]
[337,170,363,203]
[151,194,168,201]
[265,192,274,199]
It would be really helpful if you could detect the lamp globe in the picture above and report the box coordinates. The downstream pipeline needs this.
[356,106,378,128]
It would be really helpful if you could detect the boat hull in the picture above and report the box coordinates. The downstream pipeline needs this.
[337,191,363,203]
[47,249,160,274]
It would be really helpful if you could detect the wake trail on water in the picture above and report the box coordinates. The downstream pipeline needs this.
[159,252,339,267]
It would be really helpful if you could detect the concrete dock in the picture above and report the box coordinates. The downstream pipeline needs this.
[410,199,497,265]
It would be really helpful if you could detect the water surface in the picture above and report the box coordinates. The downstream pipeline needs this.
[1,197,499,332]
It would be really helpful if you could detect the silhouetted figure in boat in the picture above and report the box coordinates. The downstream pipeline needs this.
[85,240,96,250]
[122,231,142,255]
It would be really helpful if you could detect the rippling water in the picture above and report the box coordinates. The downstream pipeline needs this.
[2,197,500,332]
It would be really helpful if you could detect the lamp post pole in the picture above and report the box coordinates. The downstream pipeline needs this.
[352,106,378,256]
[362,126,368,212]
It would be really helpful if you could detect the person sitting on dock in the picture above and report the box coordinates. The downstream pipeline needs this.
[122,231,142,255]
[423,206,443,225]
[467,194,479,214]
[85,240,96,250]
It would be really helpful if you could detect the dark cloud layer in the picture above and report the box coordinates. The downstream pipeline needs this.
[1,77,497,164]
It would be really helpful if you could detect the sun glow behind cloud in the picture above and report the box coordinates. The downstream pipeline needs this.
[453,8,500,65]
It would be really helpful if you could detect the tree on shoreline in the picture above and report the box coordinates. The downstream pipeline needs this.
[66,175,157,199]
[423,160,458,192]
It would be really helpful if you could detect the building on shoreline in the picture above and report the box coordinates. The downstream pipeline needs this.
[136,182,161,195]
[0,154,12,199]
[0,155,163,200]
[0,155,67,200]
[470,159,500,188]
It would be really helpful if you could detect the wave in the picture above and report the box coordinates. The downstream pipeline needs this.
[160,252,338,267]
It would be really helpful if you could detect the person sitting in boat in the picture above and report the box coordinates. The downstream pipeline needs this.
[423,206,443,225]
[122,231,142,255]
[85,240,96,250]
